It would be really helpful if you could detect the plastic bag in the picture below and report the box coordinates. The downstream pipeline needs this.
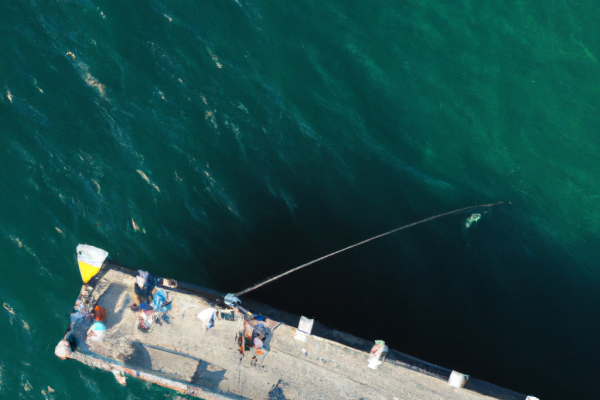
[197,308,216,330]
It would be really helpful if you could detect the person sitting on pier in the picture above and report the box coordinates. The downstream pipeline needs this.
[131,271,174,330]
[130,270,175,311]
[252,322,268,349]
[137,290,172,330]
[86,321,107,343]
[131,270,159,309]
[242,319,270,351]
[86,305,108,344]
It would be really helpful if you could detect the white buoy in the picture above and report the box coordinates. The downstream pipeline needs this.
[526,396,540,400]
[447,370,469,388]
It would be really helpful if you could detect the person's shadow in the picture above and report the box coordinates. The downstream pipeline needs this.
[96,283,131,330]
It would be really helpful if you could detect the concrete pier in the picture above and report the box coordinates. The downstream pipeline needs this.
[57,265,526,400]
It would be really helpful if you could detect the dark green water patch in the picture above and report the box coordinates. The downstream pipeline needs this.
[1,0,599,399]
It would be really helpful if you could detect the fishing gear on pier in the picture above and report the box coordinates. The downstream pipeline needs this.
[227,202,506,302]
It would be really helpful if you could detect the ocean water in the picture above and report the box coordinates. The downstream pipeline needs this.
[1,0,599,399]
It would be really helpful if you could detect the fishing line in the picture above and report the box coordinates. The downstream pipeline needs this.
[233,201,506,298]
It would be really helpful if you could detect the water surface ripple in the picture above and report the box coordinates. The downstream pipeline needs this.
[1,1,599,399]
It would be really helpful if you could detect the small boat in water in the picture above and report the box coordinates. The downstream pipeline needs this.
[55,244,526,399]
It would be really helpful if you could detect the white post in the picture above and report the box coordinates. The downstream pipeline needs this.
[447,370,469,388]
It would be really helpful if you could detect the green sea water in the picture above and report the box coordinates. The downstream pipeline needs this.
[1,0,599,399]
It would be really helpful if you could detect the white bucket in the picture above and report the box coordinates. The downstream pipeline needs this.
[447,370,469,388]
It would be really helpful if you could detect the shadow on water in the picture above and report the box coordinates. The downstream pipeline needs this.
[199,184,600,400]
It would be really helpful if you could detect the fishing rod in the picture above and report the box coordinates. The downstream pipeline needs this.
[224,201,506,306]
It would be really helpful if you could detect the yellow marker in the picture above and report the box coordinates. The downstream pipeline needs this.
[77,244,109,283]
[78,260,101,283]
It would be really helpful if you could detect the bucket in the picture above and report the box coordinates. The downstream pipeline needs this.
[447,370,469,388]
